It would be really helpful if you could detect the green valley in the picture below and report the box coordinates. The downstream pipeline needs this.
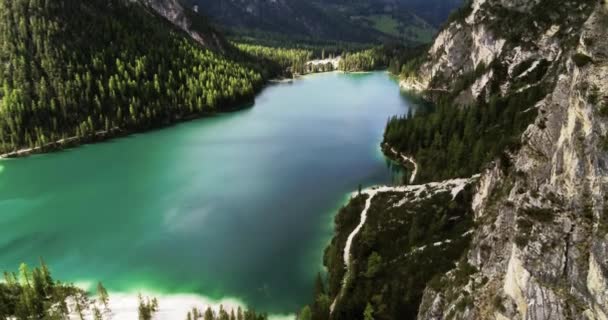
[3,0,607,320]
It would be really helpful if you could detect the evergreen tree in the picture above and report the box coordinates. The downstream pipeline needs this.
[383,84,546,182]
[204,307,215,320]
[97,281,110,310]
[0,0,265,155]
[363,302,374,320]
[299,306,312,320]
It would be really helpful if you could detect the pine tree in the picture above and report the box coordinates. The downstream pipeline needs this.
[97,282,110,310]
[363,303,374,320]
[299,306,312,320]
[204,307,215,320]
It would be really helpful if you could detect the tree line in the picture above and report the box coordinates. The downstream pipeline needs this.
[0,261,267,320]
[185,305,267,320]
[0,260,115,320]
[235,44,314,76]
[339,45,427,73]
[236,43,429,77]
[0,0,265,154]
[236,43,345,77]
[296,186,476,320]
[384,83,547,182]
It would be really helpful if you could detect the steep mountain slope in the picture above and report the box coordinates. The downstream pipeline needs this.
[0,0,264,156]
[312,0,608,319]
[182,0,386,43]
[397,0,608,318]
[142,0,228,50]
[182,0,461,45]
[397,0,463,26]
[325,179,479,319]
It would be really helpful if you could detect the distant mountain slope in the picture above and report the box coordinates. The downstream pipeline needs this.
[182,0,387,44]
[0,0,264,156]
[397,0,463,26]
[182,0,462,45]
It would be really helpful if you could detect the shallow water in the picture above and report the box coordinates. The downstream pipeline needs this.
[0,71,412,314]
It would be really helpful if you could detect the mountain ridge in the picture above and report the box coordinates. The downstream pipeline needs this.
[400,0,608,318]
[316,0,608,319]
[181,0,463,45]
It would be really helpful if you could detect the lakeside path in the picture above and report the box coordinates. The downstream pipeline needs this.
[390,147,418,184]
[383,143,419,184]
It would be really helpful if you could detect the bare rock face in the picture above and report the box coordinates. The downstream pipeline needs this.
[141,0,187,29]
[139,0,226,50]
[414,0,608,319]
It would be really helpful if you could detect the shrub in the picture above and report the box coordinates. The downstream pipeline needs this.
[600,135,608,152]
[453,260,477,286]
[455,295,473,312]
[515,218,533,247]
[572,53,593,67]
[520,207,554,222]
[514,234,530,248]
[428,274,444,291]
[589,85,600,105]
[599,100,608,117]
[493,294,507,313]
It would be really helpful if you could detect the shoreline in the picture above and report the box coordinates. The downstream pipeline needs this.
[0,97,256,160]
[1,69,393,160]
[0,128,122,159]
[339,70,374,74]
[65,287,295,320]
[1,69,388,160]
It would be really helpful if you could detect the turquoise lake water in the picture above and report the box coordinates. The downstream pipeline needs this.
[0,71,413,314]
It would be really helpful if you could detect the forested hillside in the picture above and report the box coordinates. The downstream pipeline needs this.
[0,0,265,155]
[384,78,547,182]
[380,0,608,318]
[182,0,384,44]
[235,44,315,76]
[384,0,597,183]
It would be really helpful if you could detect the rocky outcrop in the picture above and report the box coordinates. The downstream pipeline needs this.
[140,0,227,50]
[327,177,479,319]
[414,0,608,319]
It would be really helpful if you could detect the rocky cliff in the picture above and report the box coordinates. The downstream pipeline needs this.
[140,0,227,50]
[325,178,479,319]
[409,0,608,319]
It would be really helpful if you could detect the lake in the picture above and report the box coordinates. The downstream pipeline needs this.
[0,71,412,315]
